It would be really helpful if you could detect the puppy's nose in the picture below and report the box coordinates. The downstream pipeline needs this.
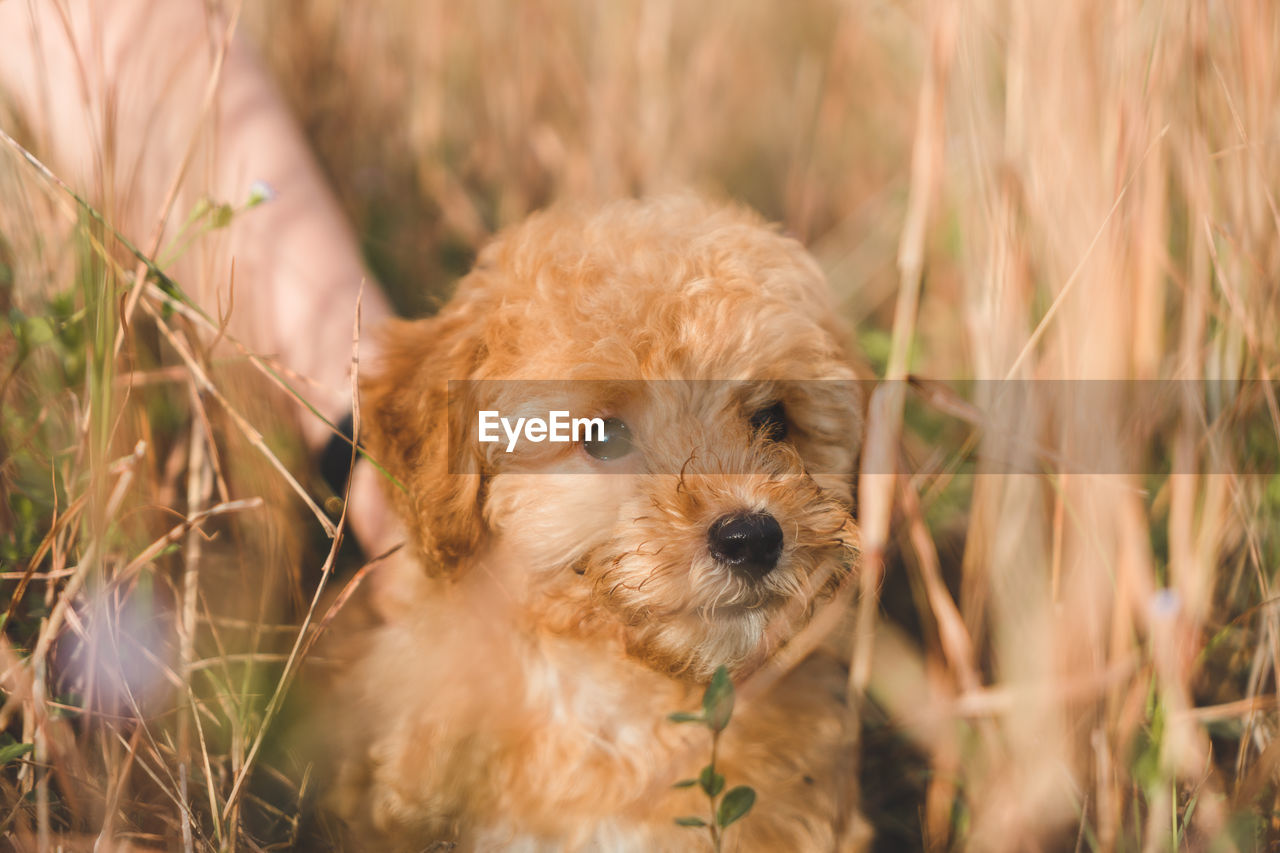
[707,512,784,579]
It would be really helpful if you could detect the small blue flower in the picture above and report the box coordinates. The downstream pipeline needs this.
[1149,588,1180,618]
[247,180,277,207]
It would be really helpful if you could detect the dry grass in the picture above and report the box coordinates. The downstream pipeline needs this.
[2,0,1279,850]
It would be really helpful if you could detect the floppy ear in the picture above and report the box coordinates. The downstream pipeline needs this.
[361,307,487,574]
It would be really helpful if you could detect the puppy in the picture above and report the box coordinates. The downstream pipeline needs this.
[333,196,870,851]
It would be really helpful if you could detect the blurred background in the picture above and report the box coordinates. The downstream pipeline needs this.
[2,0,1280,850]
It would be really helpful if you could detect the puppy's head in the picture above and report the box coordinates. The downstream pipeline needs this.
[364,196,865,678]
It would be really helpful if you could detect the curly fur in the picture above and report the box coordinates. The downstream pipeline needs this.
[333,196,871,851]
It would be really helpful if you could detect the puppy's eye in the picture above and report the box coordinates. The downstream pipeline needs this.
[583,417,634,460]
[749,402,787,442]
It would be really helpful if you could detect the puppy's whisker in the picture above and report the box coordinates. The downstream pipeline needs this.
[676,454,697,494]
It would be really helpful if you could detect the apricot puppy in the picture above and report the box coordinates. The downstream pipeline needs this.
[335,196,870,851]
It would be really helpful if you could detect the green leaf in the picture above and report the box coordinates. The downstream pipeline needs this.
[9,308,54,356]
[0,742,33,765]
[672,778,698,789]
[22,316,54,347]
[675,816,708,828]
[211,203,235,229]
[702,665,735,732]
[716,786,755,828]
[699,764,725,797]
[667,711,704,724]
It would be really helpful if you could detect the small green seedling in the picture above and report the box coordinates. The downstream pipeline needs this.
[0,737,33,767]
[669,665,757,850]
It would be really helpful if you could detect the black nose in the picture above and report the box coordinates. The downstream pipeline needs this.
[707,512,784,579]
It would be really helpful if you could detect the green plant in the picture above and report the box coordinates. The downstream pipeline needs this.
[669,666,757,851]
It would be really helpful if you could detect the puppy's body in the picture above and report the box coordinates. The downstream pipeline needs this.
[337,197,870,851]
[334,555,859,850]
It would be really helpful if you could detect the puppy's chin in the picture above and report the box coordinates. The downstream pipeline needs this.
[585,545,852,680]
[627,608,778,680]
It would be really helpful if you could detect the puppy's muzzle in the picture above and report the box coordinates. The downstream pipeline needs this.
[707,512,784,580]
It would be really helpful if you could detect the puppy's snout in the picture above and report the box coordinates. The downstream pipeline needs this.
[707,512,783,579]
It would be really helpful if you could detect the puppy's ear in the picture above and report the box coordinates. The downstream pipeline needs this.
[361,308,487,574]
